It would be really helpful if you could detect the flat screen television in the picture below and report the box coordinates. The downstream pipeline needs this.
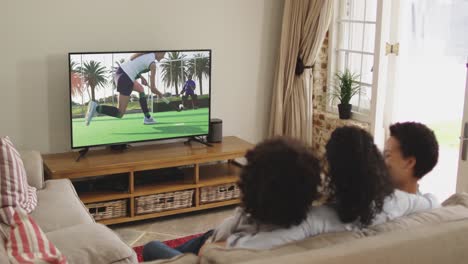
[68,50,211,149]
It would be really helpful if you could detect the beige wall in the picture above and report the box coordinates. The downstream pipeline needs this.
[0,0,284,153]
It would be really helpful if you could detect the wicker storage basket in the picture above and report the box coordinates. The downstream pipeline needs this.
[86,199,127,221]
[200,183,240,204]
[135,190,194,215]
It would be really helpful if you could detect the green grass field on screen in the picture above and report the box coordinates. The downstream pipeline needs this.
[72,108,209,148]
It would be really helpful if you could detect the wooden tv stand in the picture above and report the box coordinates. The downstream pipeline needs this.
[42,136,253,225]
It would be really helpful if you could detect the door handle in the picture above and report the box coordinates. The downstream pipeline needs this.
[461,122,468,161]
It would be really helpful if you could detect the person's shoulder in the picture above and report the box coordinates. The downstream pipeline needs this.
[420,192,441,208]
[383,190,409,207]
[305,205,340,222]
[389,189,421,201]
[390,189,441,208]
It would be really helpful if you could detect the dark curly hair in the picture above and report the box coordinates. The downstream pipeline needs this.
[389,122,439,179]
[325,126,394,226]
[238,137,321,228]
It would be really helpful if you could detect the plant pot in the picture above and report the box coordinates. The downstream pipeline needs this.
[338,103,352,119]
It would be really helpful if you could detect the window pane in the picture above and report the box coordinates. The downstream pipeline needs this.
[348,0,366,20]
[330,0,377,117]
[335,51,346,74]
[350,86,371,112]
[339,22,365,51]
[345,52,363,76]
[365,0,378,22]
[359,86,371,110]
[349,91,360,107]
[335,51,360,75]
[363,24,376,53]
[360,54,374,84]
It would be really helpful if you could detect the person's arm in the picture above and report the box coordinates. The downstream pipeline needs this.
[378,190,440,224]
[130,53,145,61]
[220,206,344,250]
[140,75,148,86]
[210,211,242,243]
[181,83,187,95]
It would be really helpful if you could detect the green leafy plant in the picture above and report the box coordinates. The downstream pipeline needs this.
[330,69,361,105]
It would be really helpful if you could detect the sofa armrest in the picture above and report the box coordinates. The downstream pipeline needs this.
[46,223,137,264]
[19,150,44,190]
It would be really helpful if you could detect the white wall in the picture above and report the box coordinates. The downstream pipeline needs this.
[0,0,284,153]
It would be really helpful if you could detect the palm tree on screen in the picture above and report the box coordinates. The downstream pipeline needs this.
[160,52,186,95]
[187,54,210,95]
[80,60,108,102]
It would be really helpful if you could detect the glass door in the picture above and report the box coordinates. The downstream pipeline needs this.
[456,62,468,193]
[385,0,468,200]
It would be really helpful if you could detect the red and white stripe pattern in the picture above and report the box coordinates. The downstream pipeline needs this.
[4,208,67,264]
[0,137,37,225]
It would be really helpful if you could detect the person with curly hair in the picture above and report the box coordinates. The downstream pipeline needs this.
[325,126,438,226]
[142,137,321,261]
[384,122,439,196]
[227,126,439,249]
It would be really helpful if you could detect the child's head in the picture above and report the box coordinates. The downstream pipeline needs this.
[239,137,321,228]
[384,122,439,190]
[325,126,394,226]
[154,52,166,62]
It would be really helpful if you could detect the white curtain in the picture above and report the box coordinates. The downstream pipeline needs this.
[269,0,333,144]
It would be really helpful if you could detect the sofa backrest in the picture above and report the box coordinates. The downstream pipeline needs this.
[200,231,365,264]
[240,219,468,264]
[201,193,468,264]
[19,150,44,190]
[0,236,8,264]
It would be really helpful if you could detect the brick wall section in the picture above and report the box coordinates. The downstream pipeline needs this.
[311,35,370,157]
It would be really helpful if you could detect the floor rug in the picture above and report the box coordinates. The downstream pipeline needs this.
[133,233,203,262]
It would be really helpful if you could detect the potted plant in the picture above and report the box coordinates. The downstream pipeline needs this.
[330,69,361,119]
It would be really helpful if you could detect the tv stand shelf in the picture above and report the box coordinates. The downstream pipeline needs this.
[42,136,253,225]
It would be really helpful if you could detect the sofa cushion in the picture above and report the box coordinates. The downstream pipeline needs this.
[201,231,364,264]
[0,137,37,221]
[142,254,199,264]
[30,179,94,233]
[239,219,468,264]
[46,223,136,264]
[3,208,67,264]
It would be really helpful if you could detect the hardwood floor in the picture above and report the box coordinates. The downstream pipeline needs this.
[111,206,236,247]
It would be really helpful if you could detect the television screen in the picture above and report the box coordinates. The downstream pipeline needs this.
[69,50,211,149]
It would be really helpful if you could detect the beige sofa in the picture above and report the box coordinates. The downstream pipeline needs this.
[0,151,138,264]
[3,151,468,264]
[147,194,468,264]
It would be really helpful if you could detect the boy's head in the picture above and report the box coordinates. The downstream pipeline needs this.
[239,137,321,228]
[384,122,439,191]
